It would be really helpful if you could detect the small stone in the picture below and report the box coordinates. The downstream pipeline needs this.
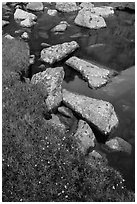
[4,34,14,40]
[21,32,29,40]
[47,9,57,16]
[38,31,49,39]
[20,17,36,28]
[74,120,95,154]
[58,106,74,118]
[51,23,67,32]
[41,41,79,64]
[26,2,44,11]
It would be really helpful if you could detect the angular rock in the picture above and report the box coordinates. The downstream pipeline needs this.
[47,9,57,16]
[80,2,94,9]
[21,32,29,40]
[51,22,67,32]
[38,31,49,39]
[74,9,106,29]
[41,41,79,64]
[56,2,80,12]
[104,137,132,154]
[62,89,119,134]
[26,2,44,11]
[31,67,64,111]
[90,6,114,17]
[20,17,36,28]
[74,120,95,154]
[66,56,116,89]
[58,106,74,118]
[2,20,9,27]
[14,8,37,21]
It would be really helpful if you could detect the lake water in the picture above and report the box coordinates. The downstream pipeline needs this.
[2,2,135,191]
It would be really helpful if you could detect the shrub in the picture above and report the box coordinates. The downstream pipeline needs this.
[2,37,29,75]
[2,68,135,202]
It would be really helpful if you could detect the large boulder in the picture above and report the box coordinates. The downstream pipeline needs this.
[20,17,36,27]
[65,56,116,89]
[26,2,44,11]
[41,41,79,64]
[74,8,106,29]
[62,89,119,134]
[90,6,114,17]
[103,137,132,154]
[31,67,64,111]
[74,120,95,154]
[14,8,37,21]
[55,2,80,12]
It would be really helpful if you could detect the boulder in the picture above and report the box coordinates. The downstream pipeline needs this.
[74,9,106,29]
[14,8,37,21]
[90,6,114,17]
[74,120,95,154]
[55,2,80,12]
[58,106,74,118]
[62,89,119,134]
[2,20,9,27]
[21,32,29,40]
[31,67,64,111]
[65,56,116,89]
[41,41,79,64]
[26,2,44,11]
[20,17,36,27]
[51,22,67,32]
[47,9,57,16]
[104,137,132,154]
[80,2,94,9]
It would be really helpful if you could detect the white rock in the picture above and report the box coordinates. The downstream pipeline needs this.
[4,34,14,40]
[14,8,37,21]
[47,9,57,16]
[20,17,36,28]
[21,32,29,40]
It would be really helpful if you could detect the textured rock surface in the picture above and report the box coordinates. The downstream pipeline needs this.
[2,20,9,27]
[41,41,79,64]
[58,106,74,118]
[31,67,64,111]
[47,9,57,16]
[104,137,132,154]
[26,2,44,11]
[55,2,80,12]
[90,6,114,17]
[20,17,36,27]
[14,8,37,21]
[21,32,29,40]
[74,120,95,154]
[66,56,116,89]
[63,89,119,134]
[80,2,94,9]
[74,9,106,29]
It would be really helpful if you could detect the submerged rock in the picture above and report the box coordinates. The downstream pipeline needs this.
[20,17,36,27]
[63,89,119,134]
[55,2,80,12]
[2,20,9,27]
[58,106,74,118]
[14,8,37,21]
[74,9,106,29]
[26,2,44,11]
[66,56,116,89]
[41,41,79,64]
[90,6,114,17]
[31,67,64,111]
[47,9,57,16]
[74,120,95,154]
[103,137,132,154]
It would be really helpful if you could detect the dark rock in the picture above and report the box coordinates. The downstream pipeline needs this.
[31,67,64,111]
[74,8,106,29]
[62,89,119,134]
[26,2,44,11]
[58,106,74,118]
[41,41,79,64]
[29,55,35,65]
[66,56,116,89]
[55,2,80,12]
[74,120,95,154]
[4,34,14,40]
[21,32,29,40]
[51,22,68,32]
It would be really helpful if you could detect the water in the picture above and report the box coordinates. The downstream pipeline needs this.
[2,3,135,191]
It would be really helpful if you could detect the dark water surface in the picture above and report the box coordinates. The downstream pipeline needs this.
[3,3,135,191]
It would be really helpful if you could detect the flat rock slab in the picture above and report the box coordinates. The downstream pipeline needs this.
[75,9,106,29]
[41,41,79,64]
[2,20,9,27]
[103,137,132,154]
[74,120,95,154]
[66,56,116,89]
[55,2,80,12]
[31,67,64,111]
[63,89,119,134]
[90,6,114,17]
[14,8,37,21]
[26,2,44,11]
